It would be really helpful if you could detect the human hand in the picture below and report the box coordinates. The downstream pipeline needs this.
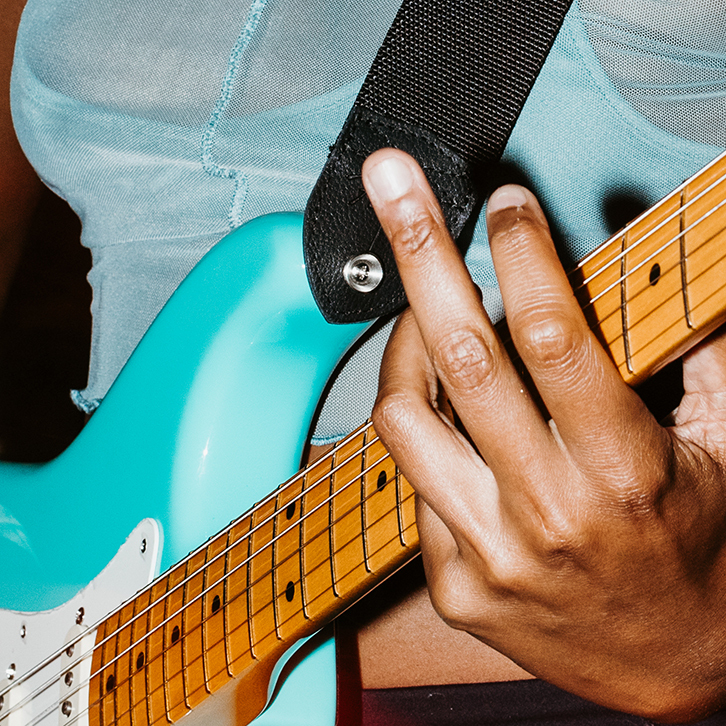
[362,148,726,722]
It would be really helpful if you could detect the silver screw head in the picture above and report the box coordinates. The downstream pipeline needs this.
[61,700,73,717]
[65,671,74,687]
[66,645,74,658]
[140,538,147,554]
[19,624,26,639]
[6,664,15,681]
[343,254,383,293]
[75,607,84,625]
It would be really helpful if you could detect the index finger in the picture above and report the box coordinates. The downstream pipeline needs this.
[362,148,555,488]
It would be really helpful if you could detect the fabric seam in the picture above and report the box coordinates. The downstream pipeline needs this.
[201,0,270,230]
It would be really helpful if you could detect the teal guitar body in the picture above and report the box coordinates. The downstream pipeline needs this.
[0,213,368,725]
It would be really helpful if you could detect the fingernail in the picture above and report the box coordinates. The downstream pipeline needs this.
[366,156,414,201]
[487,185,529,213]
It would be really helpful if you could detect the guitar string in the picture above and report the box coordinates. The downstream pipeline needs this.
[51,514,417,726]
[8,157,726,718]
[494,204,726,375]
[506,217,726,370]
[576,195,726,312]
[0,419,378,695]
[0,434,388,717]
[16,158,726,692]
[104,188,726,664]
[70,502,416,726]
[11,459,406,725]
[598,240,726,357]
[12,214,726,721]
[21,477,415,726]
[2,444,399,720]
[571,155,726,292]
[11,196,726,720]
[3,448,402,718]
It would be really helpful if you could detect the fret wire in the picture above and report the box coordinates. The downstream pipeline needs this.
[243,517,257,660]
[0,421,379,702]
[574,158,726,288]
[298,467,310,619]
[198,546,214,696]
[17,157,726,722]
[161,572,173,719]
[179,558,192,710]
[679,189,694,329]
[328,444,340,598]
[118,603,133,726]
[395,463,406,547]
[361,426,372,574]
[35,488,417,726]
[15,187,726,719]
[140,588,153,726]
[2,443,394,719]
[221,528,234,679]
[620,232,633,374]
[270,489,282,641]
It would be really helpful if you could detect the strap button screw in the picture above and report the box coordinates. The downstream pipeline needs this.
[343,254,383,293]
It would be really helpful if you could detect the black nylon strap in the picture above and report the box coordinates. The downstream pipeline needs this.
[303,0,573,324]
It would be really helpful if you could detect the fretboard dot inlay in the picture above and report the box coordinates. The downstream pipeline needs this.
[106,674,115,693]
[136,652,145,670]
[212,594,221,613]
[286,502,296,519]
[285,581,295,602]
[377,470,387,491]
[649,262,661,286]
[171,625,181,644]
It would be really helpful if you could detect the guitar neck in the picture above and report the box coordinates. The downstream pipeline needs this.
[88,424,418,725]
[572,151,726,386]
[87,150,726,725]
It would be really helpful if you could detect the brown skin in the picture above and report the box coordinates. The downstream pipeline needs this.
[361,148,726,722]
[0,0,43,313]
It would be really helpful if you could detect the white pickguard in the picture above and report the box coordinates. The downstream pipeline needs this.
[0,520,161,726]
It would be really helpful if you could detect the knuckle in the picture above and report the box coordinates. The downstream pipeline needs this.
[483,551,534,598]
[388,208,439,258]
[595,449,673,519]
[371,390,416,443]
[532,513,588,564]
[516,309,584,370]
[428,581,477,631]
[433,328,499,394]
[425,561,481,630]
[602,474,663,518]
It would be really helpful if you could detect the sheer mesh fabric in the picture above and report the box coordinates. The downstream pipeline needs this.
[9,0,726,441]
[581,0,726,147]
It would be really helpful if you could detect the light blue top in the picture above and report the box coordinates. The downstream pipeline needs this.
[10,0,726,440]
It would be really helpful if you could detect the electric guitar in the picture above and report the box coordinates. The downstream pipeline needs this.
[2,150,726,726]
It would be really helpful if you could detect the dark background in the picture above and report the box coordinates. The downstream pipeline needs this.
[0,187,91,462]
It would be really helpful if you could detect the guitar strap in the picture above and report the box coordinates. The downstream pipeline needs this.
[303,0,573,324]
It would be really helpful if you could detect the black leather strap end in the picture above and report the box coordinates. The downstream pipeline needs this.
[303,106,477,324]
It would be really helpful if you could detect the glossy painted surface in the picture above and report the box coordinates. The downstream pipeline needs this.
[0,212,368,723]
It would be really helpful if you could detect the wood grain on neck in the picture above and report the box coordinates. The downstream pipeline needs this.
[88,425,417,725]
[573,151,726,386]
[87,150,726,725]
